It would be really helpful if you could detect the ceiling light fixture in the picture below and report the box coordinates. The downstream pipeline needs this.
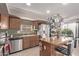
[62,3,68,5]
[26,3,31,6]
[46,10,50,14]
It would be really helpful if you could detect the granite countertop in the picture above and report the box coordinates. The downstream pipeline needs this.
[19,34,37,37]
[9,34,38,40]
[9,37,23,40]
[40,37,72,46]
[0,46,3,49]
[0,44,5,48]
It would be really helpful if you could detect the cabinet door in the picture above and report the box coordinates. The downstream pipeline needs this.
[30,36,39,47]
[0,15,9,29]
[35,36,39,46]
[23,37,30,49]
[30,36,35,47]
[9,17,21,29]
[0,14,1,28]
[34,36,39,46]
[32,21,39,29]
[0,14,1,23]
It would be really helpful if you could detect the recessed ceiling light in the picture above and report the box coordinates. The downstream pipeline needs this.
[26,3,31,6]
[46,10,50,14]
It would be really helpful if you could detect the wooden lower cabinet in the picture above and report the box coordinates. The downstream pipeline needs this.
[30,36,39,47]
[23,37,30,49]
[23,35,39,49]
[34,36,39,46]
[39,40,56,56]
[30,36,35,47]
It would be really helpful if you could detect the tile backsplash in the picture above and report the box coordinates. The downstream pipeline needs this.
[0,28,36,36]
[0,29,18,35]
[0,20,37,35]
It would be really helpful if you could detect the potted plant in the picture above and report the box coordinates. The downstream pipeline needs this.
[61,28,73,37]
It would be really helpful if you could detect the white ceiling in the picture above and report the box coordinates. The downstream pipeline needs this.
[6,3,79,21]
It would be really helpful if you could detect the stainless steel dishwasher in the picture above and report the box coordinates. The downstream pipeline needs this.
[10,38,23,53]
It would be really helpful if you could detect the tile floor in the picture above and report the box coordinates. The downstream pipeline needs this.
[9,46,79,56]
[72,47,79,56]
[9,46,40,56]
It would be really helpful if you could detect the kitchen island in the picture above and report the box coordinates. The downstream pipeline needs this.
[39,37,72,56]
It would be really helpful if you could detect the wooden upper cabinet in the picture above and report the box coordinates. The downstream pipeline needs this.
[32,20,47,30]
[0,14,1,22]
[0,14,21,29]
[0,14,1,28]
[0,14,9,29]
[32,21,39,29]
[9,16,21,30]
